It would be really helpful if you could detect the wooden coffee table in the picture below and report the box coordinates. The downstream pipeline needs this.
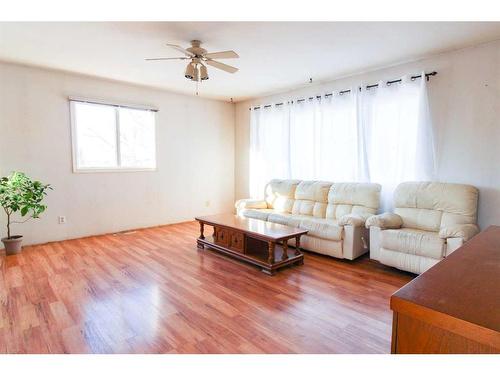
[195,213,308,275]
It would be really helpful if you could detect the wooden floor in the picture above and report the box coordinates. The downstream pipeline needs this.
[0,221,414,354]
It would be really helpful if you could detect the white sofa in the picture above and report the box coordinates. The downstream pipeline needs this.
[235,179,381,260]
[366,181,479,274]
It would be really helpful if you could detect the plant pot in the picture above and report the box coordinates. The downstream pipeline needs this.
[1,235,23,255]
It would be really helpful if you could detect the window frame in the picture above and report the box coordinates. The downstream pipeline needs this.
[69,98,158,173]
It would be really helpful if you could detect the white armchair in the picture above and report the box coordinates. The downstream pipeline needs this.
[367,181,479,274]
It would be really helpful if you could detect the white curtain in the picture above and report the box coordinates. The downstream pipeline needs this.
[249,104,290,198]
[316,92,361,182]
[289,99,318,180]
[360,73,436,211]
[249,73,436,210]
[288,92,361,182]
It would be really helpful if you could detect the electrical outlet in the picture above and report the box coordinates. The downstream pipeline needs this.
[58,216,66,224]
[205,200,210,207]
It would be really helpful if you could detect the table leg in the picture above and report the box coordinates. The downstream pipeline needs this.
[295,235,301,255]
[268,241,275,264]
[197,222,205,249]
[282,239,289,260]
[199,222,205,240]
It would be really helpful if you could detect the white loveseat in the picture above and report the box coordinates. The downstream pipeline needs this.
[366,181,479,274]
[235,179,381,260]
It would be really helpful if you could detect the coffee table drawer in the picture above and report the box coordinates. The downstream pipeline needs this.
[230,232,245,253]
[214,227,230,246]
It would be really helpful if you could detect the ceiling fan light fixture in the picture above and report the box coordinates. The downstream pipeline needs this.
[192,64,200,81]
[200,64,209,80]
[148,41,238,85]
[184,63,195,79]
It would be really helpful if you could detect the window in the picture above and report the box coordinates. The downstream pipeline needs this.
[70,100,157,172]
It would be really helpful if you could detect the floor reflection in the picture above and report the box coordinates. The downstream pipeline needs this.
[82,284,161,352]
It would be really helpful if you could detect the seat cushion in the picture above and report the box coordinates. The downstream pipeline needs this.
[268,213,306,228]
[380,228,445,260]
[240,208,274,221]
[298,217,343,241]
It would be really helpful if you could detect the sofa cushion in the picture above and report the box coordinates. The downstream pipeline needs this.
[272,197,295,213]
[240,209,274,221]
[291,181,332,217]
[326,183,380,220]
[268,213,306,228]
[312,202,328,218]
[265,179,300,212]
[394,207,442,232]
[292,199,315,216]
[381,228,445,260]
[299,217,343,241]
[295,181,332,202]
[328,183,380,209]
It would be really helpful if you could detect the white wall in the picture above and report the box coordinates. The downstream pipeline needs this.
[1,39,499,245]
[0,62,235,245]
[235,40,500,229]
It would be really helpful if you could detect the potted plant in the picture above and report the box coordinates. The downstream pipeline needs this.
[0,171,51,255]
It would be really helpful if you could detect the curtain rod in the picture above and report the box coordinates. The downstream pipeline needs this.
[250,71,437,110]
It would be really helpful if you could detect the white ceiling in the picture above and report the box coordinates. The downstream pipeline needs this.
[1,22,499,102]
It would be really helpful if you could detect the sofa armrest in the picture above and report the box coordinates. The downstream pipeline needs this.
[235,198,268,212]
[365,213,403,229]
[338,213,372,227]
[439,224,479,242]
[445,237,464,257]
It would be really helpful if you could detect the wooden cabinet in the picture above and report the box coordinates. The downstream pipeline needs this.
[391,226,500,354]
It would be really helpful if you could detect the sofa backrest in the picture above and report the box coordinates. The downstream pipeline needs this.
[265,179,301,213]
[292,181,332,217]
[326,183,381,220]
[393,181,478,232]
[264,179,381,220]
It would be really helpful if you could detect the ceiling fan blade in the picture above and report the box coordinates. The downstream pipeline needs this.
[145,57,189,61]
[203,50,239,59]
[166,43,194,57]
[206,59,239,74]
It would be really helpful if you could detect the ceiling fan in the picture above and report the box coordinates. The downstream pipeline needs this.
[145,40,239,81]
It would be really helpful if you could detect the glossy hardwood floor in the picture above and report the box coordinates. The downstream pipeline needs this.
[0,221,414,353]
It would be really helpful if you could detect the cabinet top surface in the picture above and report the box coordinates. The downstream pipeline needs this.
[392,225,500,332]
[195,213,308,240]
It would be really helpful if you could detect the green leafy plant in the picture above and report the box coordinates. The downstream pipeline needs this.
[0,171,51,239]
